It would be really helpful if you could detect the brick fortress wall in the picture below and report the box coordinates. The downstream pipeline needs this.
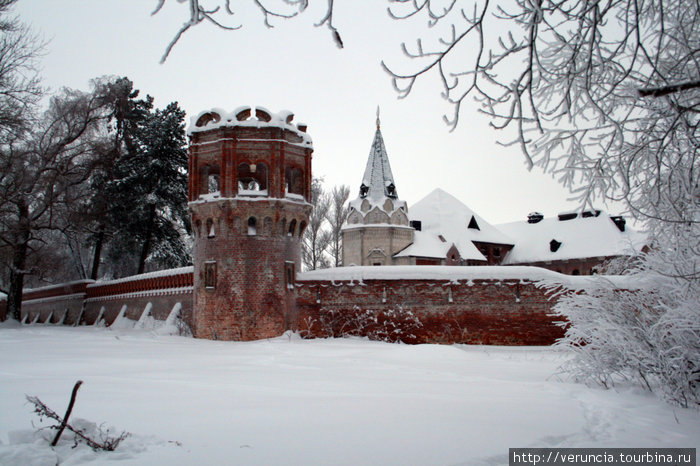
[296,267,567,345]
[4,265,571,345]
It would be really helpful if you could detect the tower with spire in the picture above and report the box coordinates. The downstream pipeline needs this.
[341,111,414,266]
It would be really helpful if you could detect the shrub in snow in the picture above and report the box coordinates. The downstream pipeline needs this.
[300,306,423,343]
[552,253,700,408]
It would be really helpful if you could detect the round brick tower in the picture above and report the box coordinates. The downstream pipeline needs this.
[188,106,313,340]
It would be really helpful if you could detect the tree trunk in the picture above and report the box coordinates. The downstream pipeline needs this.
[136,204,156,275]
[7,202,30,321]
[89,223,105,280]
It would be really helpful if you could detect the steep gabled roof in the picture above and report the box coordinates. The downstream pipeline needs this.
[407,189,514,261]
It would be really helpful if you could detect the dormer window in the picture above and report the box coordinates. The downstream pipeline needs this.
[386,182,397,199]
[468,216,480,230]
[359,183,369,198]
[550,239,562,252]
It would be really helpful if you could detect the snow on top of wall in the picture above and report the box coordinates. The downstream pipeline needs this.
[498,213,644,264]
[298,265,641,290]
[22,279,95,294]
[300,265,562,282]
[407,189,514,260]
[88,266,193,287]
[188,106,312,148]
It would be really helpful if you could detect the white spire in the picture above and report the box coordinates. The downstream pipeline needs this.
[359,114,398,203]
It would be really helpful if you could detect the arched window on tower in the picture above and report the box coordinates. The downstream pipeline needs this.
[238,162,268,196]
[200,164,220,197]
[284,167,304,199]
[248,217,257,236]
[288,219,297,237]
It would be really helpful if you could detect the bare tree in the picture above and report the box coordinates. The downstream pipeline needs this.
[0,0,43,140]
[0,86,109,320]
[302,178,331,270]
[325,184,349,267]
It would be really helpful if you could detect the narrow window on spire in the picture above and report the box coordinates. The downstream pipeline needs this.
[468,216,480,230]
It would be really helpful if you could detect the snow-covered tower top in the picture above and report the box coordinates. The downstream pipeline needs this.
[359,111,398,203]
[344,113,409,228]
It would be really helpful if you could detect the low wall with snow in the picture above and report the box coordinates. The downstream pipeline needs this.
[20,280,93,325]
[17,268,194,330]
[82,267,193,327]
[296,266,572,345]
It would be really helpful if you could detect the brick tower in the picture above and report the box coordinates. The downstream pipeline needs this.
[188,106,313,340]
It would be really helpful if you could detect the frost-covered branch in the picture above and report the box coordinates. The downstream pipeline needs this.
[153,0,341,62]
[26,381,130,451]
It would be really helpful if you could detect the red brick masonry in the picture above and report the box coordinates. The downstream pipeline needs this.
[5,265,572,345]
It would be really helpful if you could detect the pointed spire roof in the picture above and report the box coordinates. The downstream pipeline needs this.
[360,111,398,203]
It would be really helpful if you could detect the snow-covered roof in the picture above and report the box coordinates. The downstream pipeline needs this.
[344,120,408,226]
[361,126,397,204]
[187,106,312,148]
[405,189,514,261]
[394,230,455,259]
[498,212,642,264]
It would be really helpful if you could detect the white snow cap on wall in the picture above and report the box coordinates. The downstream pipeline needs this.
[187,106,312,147]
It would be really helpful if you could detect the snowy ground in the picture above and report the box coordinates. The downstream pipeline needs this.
[0,324,698,465]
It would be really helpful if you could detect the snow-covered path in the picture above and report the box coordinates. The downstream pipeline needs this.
[0,325,698,465]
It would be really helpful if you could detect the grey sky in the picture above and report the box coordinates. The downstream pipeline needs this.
[15,0,594,224]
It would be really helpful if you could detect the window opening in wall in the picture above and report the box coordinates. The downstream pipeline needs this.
[238,162,268,196]
[288,219,297,237]
[208,174,220,195]
[285,261,295,290]
[493,247,501,258]
[285,166,304,198]
[206,218,215,238]
[572,269,580,275]
[204,261,217,289]
[200,165,221,197]
[373,262,382,266]
[248,217,257,235]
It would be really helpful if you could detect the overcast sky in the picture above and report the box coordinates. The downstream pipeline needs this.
[15,0,609,225]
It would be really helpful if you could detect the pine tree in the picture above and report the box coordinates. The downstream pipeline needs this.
[105,101,190,275]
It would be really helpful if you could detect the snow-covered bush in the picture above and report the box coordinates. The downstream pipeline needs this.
[553,251,700,408]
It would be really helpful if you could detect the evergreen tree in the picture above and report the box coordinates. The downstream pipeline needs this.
[84,77,154,279]
[105,101,190,275]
